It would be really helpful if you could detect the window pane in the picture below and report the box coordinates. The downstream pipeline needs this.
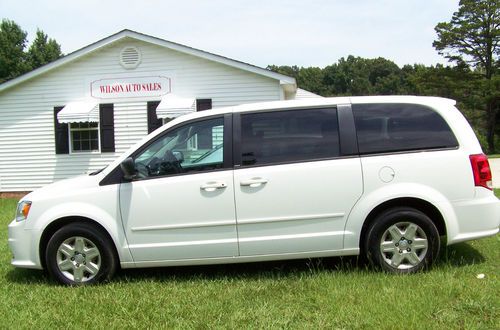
[91,140,99,150]
[240,108,340,166]
[72,139,81,151]
[352,103,459,154]
[134,117,224,178]
[70,125,99,152]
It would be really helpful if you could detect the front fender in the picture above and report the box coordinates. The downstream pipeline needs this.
[29,201,134,266]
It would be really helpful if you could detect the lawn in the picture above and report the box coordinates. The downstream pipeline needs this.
[1,196,499,329]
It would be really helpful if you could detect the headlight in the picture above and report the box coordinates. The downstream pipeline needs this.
[15,201,32,222]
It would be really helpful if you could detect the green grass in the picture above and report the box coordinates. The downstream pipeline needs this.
[1,197,499,329]
[488,154,500,158]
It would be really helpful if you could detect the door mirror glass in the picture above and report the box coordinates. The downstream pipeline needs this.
[120,157,137,180]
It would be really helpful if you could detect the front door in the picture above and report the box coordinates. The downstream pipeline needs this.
[233,107,363,256]
[119,115,238,262]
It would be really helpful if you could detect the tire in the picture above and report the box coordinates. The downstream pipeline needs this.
[45,223,117,285]
[364,207,440,274]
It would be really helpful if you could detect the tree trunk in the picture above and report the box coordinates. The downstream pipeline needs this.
[486,100,496,153]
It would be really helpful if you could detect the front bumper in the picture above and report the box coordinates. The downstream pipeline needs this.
[8,219,43,269]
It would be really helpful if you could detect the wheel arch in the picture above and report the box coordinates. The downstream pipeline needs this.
[39,216,120,270]
[358,197,446,252]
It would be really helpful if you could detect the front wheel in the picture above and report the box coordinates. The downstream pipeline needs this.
[365,207,440,273]
[45,223,117,285]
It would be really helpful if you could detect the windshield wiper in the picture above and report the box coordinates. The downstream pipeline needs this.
[89,166,107,175]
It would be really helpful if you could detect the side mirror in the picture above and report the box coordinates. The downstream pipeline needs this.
[120,157,137,181]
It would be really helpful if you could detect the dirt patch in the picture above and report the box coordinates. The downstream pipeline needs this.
[0,192,30,199]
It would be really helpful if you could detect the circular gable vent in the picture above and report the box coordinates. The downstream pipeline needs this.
[120,46,141,69]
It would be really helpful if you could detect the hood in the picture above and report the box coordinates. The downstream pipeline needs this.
[22,174,101,202]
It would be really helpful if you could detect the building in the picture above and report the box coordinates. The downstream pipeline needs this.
[0,30,320,193]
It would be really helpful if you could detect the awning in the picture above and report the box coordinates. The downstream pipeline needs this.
[156,94,195,119]
[57,100,99,123]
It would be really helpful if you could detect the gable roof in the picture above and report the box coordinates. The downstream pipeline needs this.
[0,29,296,93]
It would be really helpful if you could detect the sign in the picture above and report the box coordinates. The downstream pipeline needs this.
[91,76,171,99]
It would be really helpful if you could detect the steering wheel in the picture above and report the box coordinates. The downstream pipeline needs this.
[160,150,182,174]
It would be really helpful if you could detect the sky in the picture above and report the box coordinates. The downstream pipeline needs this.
[2,0,460,68]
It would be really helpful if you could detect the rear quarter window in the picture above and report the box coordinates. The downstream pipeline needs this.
[352,103,458,155]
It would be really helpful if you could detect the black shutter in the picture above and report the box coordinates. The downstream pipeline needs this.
[54,106,69,154]
[99,103,115,152]
[147,101,163,134]
[196,99,212,111]
[197,99,214,149]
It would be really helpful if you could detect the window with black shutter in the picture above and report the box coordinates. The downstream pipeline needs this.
[147,101,163,133]
[196,99,212,111]
[196,99,213,148]
[54,106,69,154]
[99,103,115,152]
[54,103,115,154]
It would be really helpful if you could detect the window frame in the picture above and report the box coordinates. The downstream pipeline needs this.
[233,106,347,169]
[68,121,101,154]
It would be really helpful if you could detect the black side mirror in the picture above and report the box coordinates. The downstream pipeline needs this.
[120,157,137,181]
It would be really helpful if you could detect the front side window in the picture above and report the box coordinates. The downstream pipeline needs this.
[69,122,99,152]
[352,103,459,155]
[134,117,224,178]
[240,108,340,166]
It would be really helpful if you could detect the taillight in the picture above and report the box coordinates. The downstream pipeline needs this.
[469,154,492,190]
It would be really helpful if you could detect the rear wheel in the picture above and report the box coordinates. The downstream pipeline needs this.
[45,223,117,285]
[365,207,440,273]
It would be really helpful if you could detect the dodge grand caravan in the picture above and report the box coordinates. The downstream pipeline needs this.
[8,96,500,285]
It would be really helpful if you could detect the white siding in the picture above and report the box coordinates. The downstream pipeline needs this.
[294,88,323,99]
[0,39,282,191]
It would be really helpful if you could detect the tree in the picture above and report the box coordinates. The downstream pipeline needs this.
[269,56,407,97]
[0,19,29,82]
[296,66,326,95]
[0,20,63,83]
[433,0,500,152]
[322,56,405,96]
[27,29,62,70]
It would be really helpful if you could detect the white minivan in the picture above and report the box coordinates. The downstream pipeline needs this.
[8,96,500,285]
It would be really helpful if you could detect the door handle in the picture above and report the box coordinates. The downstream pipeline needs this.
[200,181,227,192]
[240,177,268,188]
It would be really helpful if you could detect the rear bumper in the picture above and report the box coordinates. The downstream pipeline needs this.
[447,193,500,245]
[8,219,43,269]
